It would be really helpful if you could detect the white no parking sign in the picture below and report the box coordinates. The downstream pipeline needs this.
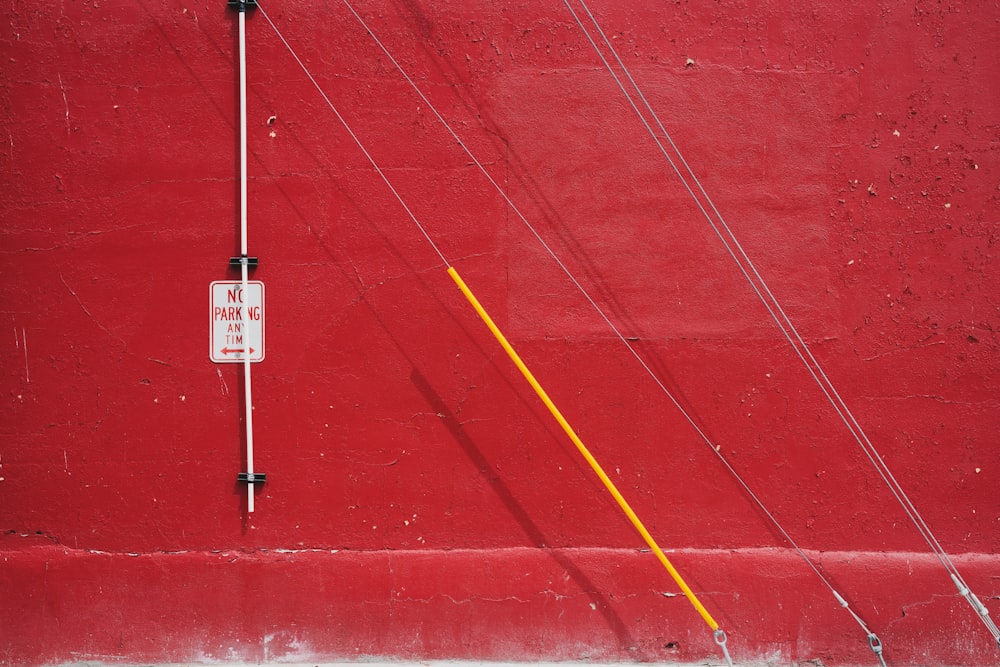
[210,280,265,363]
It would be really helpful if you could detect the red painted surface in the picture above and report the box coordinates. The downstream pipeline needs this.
[1,1,998,665]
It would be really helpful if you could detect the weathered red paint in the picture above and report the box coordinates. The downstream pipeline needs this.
[1,1,997,665]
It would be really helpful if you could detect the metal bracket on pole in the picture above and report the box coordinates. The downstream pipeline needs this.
[229,255,259,269]
[227,0,258,11]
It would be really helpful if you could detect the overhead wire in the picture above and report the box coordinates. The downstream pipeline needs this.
[329,0,892,662]
[254,4,732,663]
[255,5,449,269]
[561,0,998,652]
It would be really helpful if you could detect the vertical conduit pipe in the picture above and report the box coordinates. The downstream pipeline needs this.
[238,4,255,513]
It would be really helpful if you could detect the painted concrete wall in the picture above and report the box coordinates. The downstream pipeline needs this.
[2,1,998,665]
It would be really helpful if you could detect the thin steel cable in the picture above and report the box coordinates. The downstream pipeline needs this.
[255,5,735,651]
[334,0,893,650]
[255,4,449,269]
[555,8,893,651]
[258,0,732,666]
[569,0,952,575]
[335,0,910,657]
[564,0,950,578]
[564,0,998,646]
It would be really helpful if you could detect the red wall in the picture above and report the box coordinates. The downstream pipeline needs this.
[2,1,998,665]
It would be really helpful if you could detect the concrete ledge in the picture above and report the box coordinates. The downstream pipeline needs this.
[3,538,997,666]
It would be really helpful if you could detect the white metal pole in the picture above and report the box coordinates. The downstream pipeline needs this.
[239,9,248,258]
[238,8,255,514]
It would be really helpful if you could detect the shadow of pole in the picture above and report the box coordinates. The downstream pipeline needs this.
[409,366,642,655]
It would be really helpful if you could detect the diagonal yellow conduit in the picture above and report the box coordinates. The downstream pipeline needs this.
[448,266,720,632]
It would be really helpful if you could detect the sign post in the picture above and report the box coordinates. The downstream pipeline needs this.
[225,0,264,513]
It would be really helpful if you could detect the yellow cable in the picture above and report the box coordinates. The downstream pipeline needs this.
[447,266,720,632]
